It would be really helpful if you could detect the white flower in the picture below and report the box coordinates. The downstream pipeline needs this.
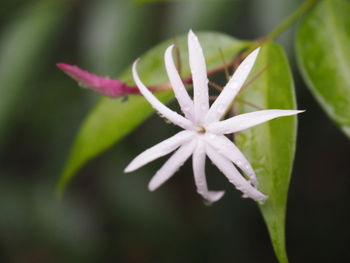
[124,30,302,203]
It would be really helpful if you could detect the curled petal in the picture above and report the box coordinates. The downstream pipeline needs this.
[188,30,209,124]
[148,140,196,191]
[207,109,304,134]
[206,144,267,202]
[57,63,139,97]
[193,140,225,202]
[124,130,194,173]
[205,48,260,123]
[165,45,194,121]
[203,134,257,186]
[132,60,194,130]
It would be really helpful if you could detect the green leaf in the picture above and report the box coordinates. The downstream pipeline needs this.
[296,0,350,137]
[58,32,248,195]
[0,0,68,140]
[235,43,297,263]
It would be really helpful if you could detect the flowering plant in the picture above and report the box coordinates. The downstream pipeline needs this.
[51,0,350,262]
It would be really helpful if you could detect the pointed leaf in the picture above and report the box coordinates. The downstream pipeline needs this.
[58,32,248,194]
[235,43,298,263]
[296,0,350,137]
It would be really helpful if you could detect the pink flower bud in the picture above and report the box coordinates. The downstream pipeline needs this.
[57,63,139,97]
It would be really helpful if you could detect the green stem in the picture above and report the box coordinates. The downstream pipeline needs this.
[266,0,319,41]
[240,0,319,58]
[155,0,320,93]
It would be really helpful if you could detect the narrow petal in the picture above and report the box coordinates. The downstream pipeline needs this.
[207,109,304,134]
[57,63,139,97]
[205,48,260,123]
[124,130,194,173]
[203,134,257,186]
[206,144,267,202]
[188,30,209,124]
[192,140,225,202]
[165,45,194,121]
[148,140,196,191]
[132,60,194,130]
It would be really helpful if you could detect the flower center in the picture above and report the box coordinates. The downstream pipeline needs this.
[197,126,206,134]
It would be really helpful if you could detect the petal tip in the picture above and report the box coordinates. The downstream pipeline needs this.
[123,165,133,173]
[253,47,261,53]
[148,181,157,192]
[132,59,142,82]
[165,44,175,56]
[188,29,197,40]
[124,160,138,173]
[248,47,261,59]
[210,190,225,202]
[203,191,225,205]
[257,194,269,204]
[288,109,305,116]
[242,191,268,203]
[133,58,141,68]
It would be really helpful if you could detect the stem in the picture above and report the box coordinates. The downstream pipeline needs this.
[266,0,319,41]
[143,0,320,94]
[240,64,269,92]
[219,48,230,81]
[241,0,319,59]
[209,81,223,92]
[235,98,263,110]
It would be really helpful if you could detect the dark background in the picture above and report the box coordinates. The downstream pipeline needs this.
[0,0,349,262]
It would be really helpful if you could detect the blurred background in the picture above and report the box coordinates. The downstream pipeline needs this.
[0,0,349,262]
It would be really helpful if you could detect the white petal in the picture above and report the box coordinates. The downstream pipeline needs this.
[192,139,225,202]
[148,140,196,191]
[206,144,267,202]
[188,30,209,124]
[205,48,260,123]
[132,60,194,130]
[124,130,194,173]
[203,134,257,186]
[165,45,194,121]
[207,109,304,134]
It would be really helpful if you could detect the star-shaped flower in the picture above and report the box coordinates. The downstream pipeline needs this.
[125,30,302,203]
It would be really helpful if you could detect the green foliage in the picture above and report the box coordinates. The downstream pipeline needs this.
[296,0,350,137]
[57,32,248,195]
[2,0,350,262]
[0,0,68,141]
[236,43,297,263]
